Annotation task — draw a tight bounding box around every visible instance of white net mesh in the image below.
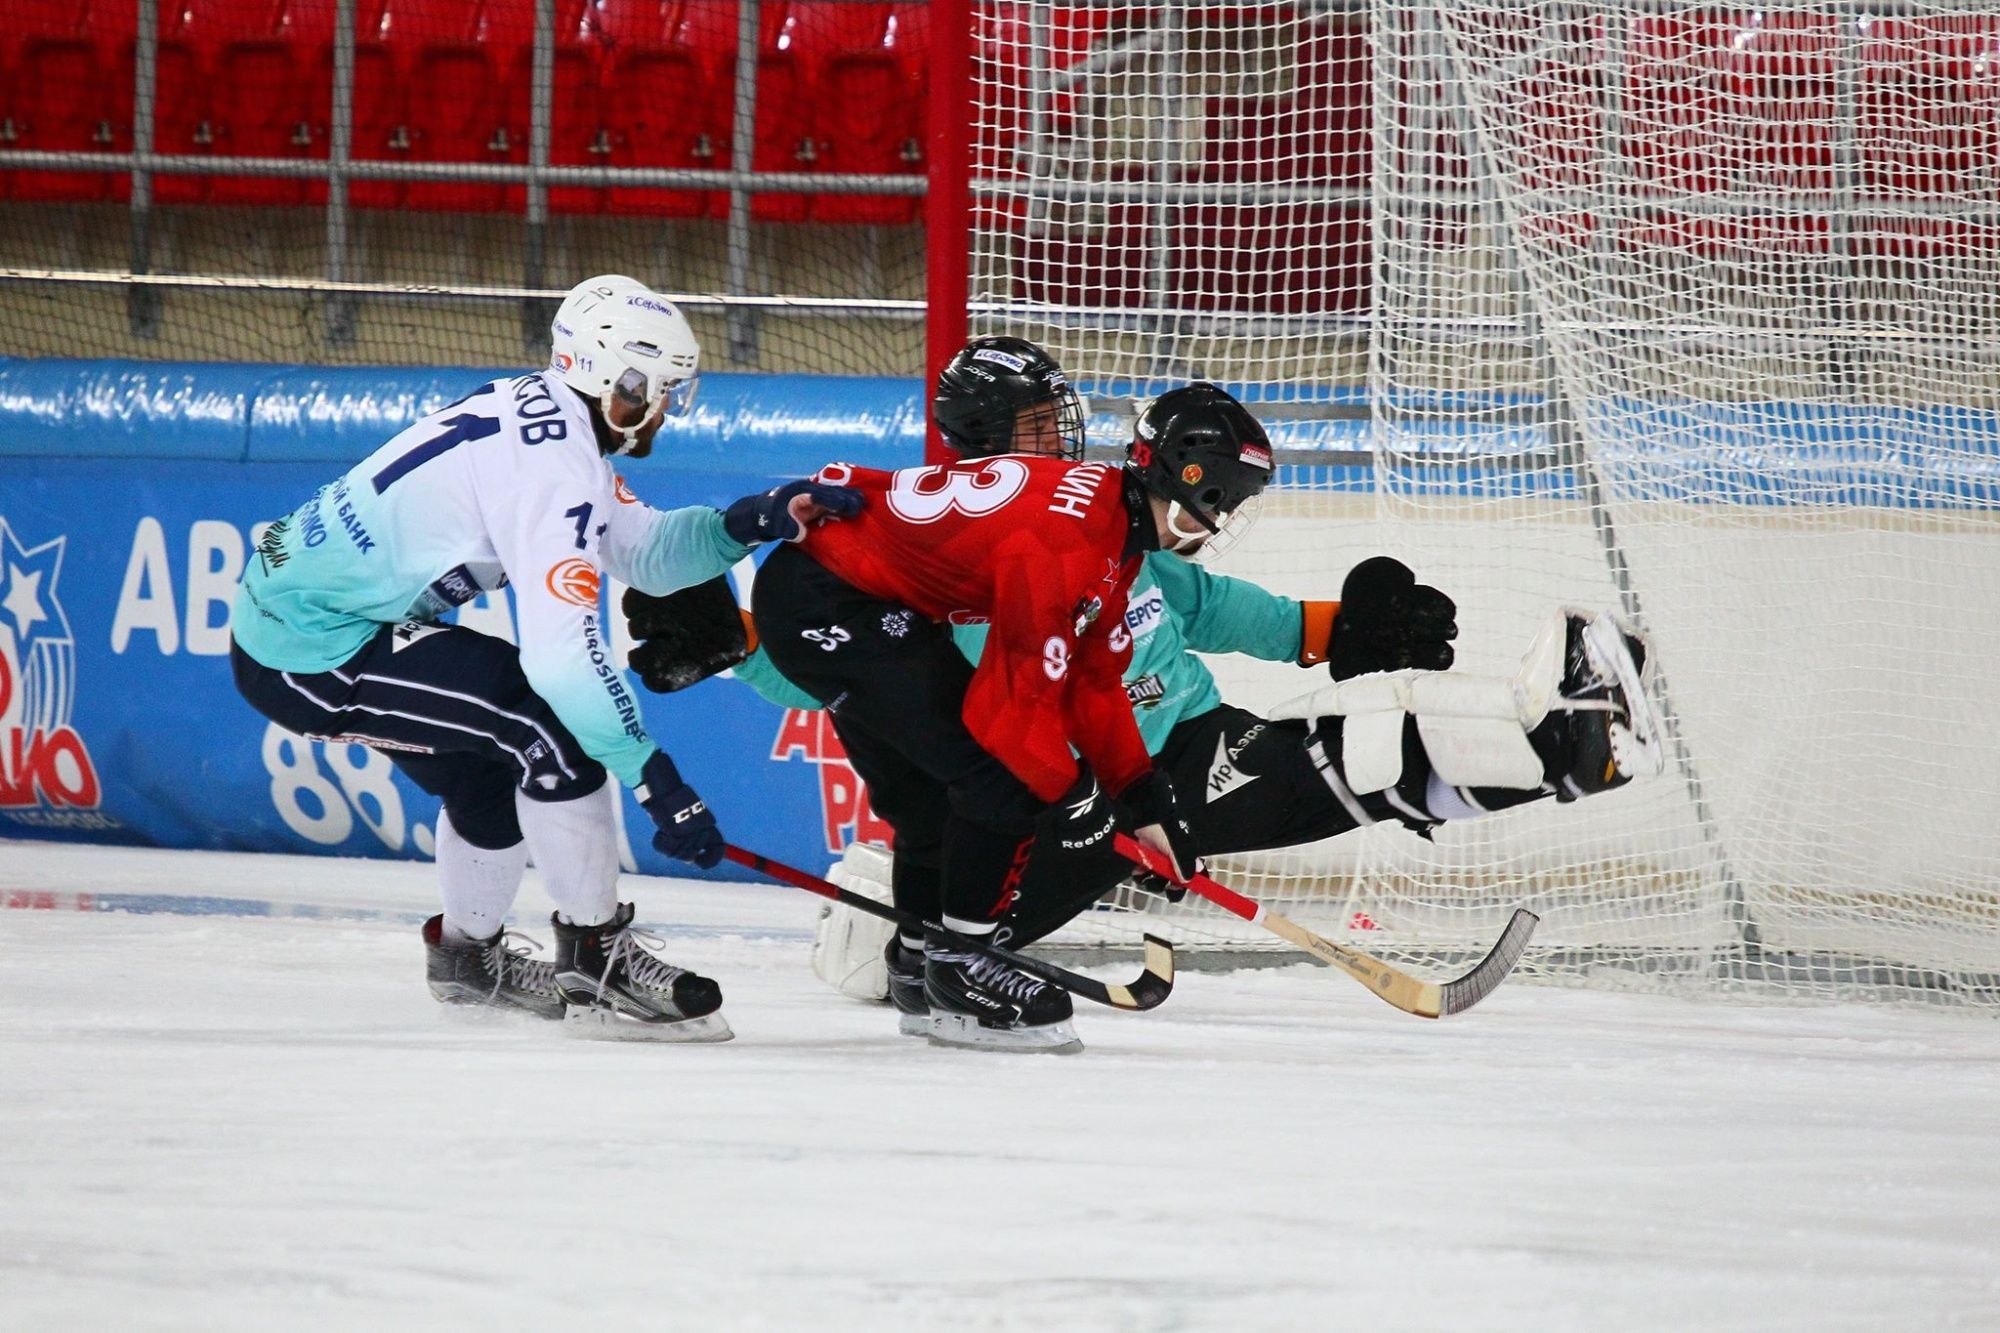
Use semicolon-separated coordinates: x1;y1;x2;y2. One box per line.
971;0;2000;1007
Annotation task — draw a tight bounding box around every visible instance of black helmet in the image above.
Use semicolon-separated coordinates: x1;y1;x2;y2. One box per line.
1125;383;1274;548
933;336;1087;460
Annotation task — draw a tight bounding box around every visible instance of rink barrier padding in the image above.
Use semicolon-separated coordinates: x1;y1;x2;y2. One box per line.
0;358;923;881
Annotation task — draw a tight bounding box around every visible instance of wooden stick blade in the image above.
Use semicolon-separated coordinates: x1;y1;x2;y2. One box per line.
1100;934;1177;1011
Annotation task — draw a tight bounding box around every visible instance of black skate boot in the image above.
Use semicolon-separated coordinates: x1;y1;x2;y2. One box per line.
922;929;1081;1054
550;902;733;1042
422;915;566;1020
1530;611;1666;801
884;934;929;1038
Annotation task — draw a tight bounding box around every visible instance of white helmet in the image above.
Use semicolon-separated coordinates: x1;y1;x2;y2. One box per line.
549;274;701;454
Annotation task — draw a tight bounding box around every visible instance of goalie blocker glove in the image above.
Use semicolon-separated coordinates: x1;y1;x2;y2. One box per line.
1327;555;1458;680
636;749;725;868
624;577;753;693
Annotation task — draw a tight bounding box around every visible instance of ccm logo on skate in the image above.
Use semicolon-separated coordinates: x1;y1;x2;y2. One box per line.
546;558;602;607
1042;636;1069;681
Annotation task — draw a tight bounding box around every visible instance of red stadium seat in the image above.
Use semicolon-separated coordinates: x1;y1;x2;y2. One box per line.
604;0;737;219
207;0;337;207
8;0;126;202
750;1;832;222
809;3;926;224
1010;203;1155;309
402;0;515;211
1862;17;2000;198
349;0;413;209
146;1;220;205
499;0;612;215
1176;202;1370;316
1626;11;1840;195
970;4;1112;181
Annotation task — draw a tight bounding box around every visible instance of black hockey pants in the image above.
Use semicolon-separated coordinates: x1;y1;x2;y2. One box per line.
751;543;1048;929
231;621;606;851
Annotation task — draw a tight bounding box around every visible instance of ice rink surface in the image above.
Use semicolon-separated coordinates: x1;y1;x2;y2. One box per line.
2;840;1996;1332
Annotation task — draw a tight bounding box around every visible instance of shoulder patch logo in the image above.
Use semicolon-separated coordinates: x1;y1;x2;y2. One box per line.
613;475;640;505
546;558;602;608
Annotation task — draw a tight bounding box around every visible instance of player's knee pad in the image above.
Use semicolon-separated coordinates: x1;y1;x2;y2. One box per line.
811;841;898;1002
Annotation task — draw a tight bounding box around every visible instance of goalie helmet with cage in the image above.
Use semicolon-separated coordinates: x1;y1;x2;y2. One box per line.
1126;383;1274;555
549;274;701;456
932;336;1087;460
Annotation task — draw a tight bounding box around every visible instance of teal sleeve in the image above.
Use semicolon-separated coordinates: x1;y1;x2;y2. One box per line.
610;505;755;598
730;645;824;712
1147;552;1303;662
950;620;991;667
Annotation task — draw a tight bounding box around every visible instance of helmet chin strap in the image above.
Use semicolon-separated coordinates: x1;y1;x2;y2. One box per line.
600;387;654;456
1161;501;1215;554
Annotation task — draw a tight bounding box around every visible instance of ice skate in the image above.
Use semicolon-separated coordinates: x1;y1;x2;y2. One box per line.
422;915;566;1021
884;935;930;1037
551;902;734;1042
922;930;1081;1054
1534;611;1666;801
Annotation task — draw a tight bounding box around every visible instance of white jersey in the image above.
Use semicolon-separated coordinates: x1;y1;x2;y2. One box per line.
233;372;751;786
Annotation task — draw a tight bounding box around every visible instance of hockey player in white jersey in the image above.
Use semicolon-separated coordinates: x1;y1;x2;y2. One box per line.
230;275;862;1040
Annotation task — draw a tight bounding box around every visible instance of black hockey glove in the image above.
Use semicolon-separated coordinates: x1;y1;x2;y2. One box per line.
624;577;752;693
637;750;725;869
1327;555;1458;679
722;478;864;546
1115;766;1201;897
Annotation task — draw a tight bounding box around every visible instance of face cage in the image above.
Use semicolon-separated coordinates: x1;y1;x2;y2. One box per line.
1049;385;1087;462
987;384;1086;461
1191;490;1264;564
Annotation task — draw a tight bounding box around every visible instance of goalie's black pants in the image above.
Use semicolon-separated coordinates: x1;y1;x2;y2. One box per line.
751;544;1047;929
998;704;1369;945
230;622;606;852
1002;702;1555;946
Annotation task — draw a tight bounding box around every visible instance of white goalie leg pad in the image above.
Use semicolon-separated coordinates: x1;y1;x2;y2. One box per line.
811;841;898;1001
1412;610;1568;789
1268;611;1571;794
1332;673;1412;795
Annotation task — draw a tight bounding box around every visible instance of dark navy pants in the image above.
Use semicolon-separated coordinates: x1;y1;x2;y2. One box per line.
231;621;606;850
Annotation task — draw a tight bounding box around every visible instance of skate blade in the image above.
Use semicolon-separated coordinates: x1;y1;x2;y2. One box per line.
428;985;566;1023
926;1012;1083;1055
562;1005;735;1043
896;1011;931;1038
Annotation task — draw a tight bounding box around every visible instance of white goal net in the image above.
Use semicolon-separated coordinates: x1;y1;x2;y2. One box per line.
968;0;2000;1007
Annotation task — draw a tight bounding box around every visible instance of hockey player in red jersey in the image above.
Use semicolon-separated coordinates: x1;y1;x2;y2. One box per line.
751;384;1275;1051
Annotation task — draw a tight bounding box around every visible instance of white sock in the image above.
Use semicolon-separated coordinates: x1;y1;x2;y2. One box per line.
1424;772;1492;823
515;780;621;927
436;812;529;942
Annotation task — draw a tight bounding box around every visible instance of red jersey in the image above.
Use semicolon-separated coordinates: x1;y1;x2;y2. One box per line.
800;456;1151;802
